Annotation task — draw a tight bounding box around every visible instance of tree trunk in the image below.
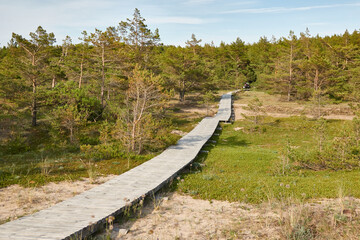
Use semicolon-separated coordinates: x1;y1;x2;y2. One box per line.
314;68;319;91
31;80;37;127
79;60;83;88
31;55;37;127
131;122;136;152
52;76;56;88
101;44;105;108
137;135;142;154
288;44;293;101
69;126;74;143
317;91;321;118
179;90;185;102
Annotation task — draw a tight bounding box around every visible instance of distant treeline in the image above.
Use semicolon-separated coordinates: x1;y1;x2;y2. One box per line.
249;29;360;102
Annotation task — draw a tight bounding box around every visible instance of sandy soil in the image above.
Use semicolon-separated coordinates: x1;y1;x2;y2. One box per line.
96;192;360;240
234;91;355;121
97;192;281;240
234;103;355;121
0;175;115;223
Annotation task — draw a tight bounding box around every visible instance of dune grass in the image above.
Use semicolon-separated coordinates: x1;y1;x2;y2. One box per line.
177;116;360;203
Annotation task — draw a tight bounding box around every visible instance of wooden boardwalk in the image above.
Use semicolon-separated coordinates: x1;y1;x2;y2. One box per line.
0;92;235;240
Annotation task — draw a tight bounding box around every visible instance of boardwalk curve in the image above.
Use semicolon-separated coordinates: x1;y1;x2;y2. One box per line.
0;91;235;240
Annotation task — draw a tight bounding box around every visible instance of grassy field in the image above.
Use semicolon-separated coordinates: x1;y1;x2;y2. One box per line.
177;116;360;203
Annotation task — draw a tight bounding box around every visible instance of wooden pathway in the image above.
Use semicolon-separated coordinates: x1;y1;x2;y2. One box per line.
0;91;235;240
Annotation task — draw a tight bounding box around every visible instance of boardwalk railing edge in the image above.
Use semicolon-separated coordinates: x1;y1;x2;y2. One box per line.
0;90;238;240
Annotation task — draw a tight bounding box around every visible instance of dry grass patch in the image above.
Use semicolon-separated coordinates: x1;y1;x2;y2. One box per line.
94;192;360;240
0;175;115;224
235;91;354;119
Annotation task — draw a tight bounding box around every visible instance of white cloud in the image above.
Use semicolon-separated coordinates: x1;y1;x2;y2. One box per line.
148;17;215;24
222;3;360;14
0;0;129;45
227;1;258;6
304;22;329;26
184;0;216;5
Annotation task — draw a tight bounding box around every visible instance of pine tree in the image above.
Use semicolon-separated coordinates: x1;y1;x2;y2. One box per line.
185;33;202;56
118;8;160;67
11;26;56;126
160;46;206;102
115;66;164;154
83;27;119;109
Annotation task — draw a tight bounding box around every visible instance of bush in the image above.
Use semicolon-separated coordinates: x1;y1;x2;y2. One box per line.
79;135;100;145
292;134;360;170
1;135;30;155
284;117;360;171
80;143;125;161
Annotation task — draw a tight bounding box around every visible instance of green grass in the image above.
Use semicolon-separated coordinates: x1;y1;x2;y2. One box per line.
0;151;153;188
177;116;360;203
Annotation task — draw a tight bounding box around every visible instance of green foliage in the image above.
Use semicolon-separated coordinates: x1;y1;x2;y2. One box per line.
114;66;166;154
287;118;360;170
80;143;125;160
1;135;30;155
47;81;102;144
241;97;266;124
160;45;208;102
118;8;160;68
248;29;360;102
199;90;216;116
290;223;315;240
145;119;179;152
177;117;360;203
49;104;86;144
48;81;103;121
11;26;57;126
118;8;160;48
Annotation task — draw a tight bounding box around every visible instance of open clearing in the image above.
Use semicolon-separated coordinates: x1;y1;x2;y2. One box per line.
234;91;355;121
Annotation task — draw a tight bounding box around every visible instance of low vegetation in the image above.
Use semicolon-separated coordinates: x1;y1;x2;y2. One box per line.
0;94;208;188
178;115;360;203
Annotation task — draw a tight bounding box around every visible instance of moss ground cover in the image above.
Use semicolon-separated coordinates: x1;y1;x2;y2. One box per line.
177;116;360;203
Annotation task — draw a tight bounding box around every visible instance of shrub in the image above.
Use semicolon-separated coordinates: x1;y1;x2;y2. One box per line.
287;118;360;171
292;133;360;170
80;143;125;161
1;135;30;155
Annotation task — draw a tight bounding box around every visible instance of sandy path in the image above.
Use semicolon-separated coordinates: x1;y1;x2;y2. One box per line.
0;175;115;223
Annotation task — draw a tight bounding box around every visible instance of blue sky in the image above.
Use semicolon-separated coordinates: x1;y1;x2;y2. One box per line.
0;0;360;46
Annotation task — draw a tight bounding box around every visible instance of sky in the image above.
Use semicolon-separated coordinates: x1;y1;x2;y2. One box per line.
0;0;360;46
